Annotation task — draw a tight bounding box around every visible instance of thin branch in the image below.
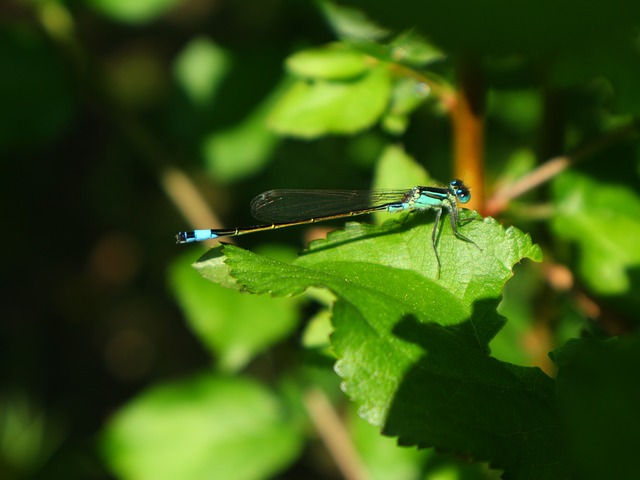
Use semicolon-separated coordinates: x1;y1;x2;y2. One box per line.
115;114;225;247
451;58;485;211
485;121;640;217
389;58;485;209
160;167;224;247
304;388;368;480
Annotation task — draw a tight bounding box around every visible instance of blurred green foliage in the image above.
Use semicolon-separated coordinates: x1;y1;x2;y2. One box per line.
2;0;640;479
102;375;305;480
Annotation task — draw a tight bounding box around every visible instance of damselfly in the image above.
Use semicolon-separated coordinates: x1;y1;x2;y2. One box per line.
176;179;479;273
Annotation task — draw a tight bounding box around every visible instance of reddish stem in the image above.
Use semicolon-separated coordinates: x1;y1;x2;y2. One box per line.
451;58;486;212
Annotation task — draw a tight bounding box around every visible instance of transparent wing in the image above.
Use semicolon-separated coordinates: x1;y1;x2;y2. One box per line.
249;189;411;223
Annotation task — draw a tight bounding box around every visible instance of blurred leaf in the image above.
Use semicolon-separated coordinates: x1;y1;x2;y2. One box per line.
381;77;430;135
553;335;640;479
195;206;551;476
318;0;389;41
169;250;299;372
373;144;431;190
380;114;407;136
0;27;74;152
552;171;640;295
286;44;370;80
268;65;391;138
0;393;64;475
488;90;542;135
493;262;544;366
88;0;182;23
350;403;501;480
300;309;333;351
174;37;231;106
274;34;438;139
493;148;537;189
387;30;445;67
201;82;284;182
348;406;430;480
371;144;430;224
102;375;304;480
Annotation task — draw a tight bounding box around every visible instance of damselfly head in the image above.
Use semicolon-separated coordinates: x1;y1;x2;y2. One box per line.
450;179;471;204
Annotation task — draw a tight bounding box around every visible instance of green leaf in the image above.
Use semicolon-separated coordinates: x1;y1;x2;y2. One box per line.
493;262;545;366
318;1;389;41
0;393;63;475
371;145;430;223
286;44;370;80
372;144;431;191
349;403;500;479
169;250;299;372
201;82;283;182
552;171;640;295
553;335;640;479
381;77;430;135
494;148;538;187
348;405;431;480
301;308;333;351
267;65;391;138
174;37;230;107
196;213;551;477
88;0;181;23
102;375;304;480
489;91;542;136
387;30;445;67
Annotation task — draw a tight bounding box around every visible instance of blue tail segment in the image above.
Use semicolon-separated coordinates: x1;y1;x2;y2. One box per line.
176;230;217;243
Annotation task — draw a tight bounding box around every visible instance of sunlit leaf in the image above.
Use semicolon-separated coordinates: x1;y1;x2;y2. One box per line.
371;145;431;223
286;44;369;80
552;171;640;295
372;144;431;191
318;1;389;41
102;375;304;480
268;65;391;138
88;0;181;23
169;250;299;372
195;207;551;477
174;37;230;106
201;82;284;182
348;405;430;480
